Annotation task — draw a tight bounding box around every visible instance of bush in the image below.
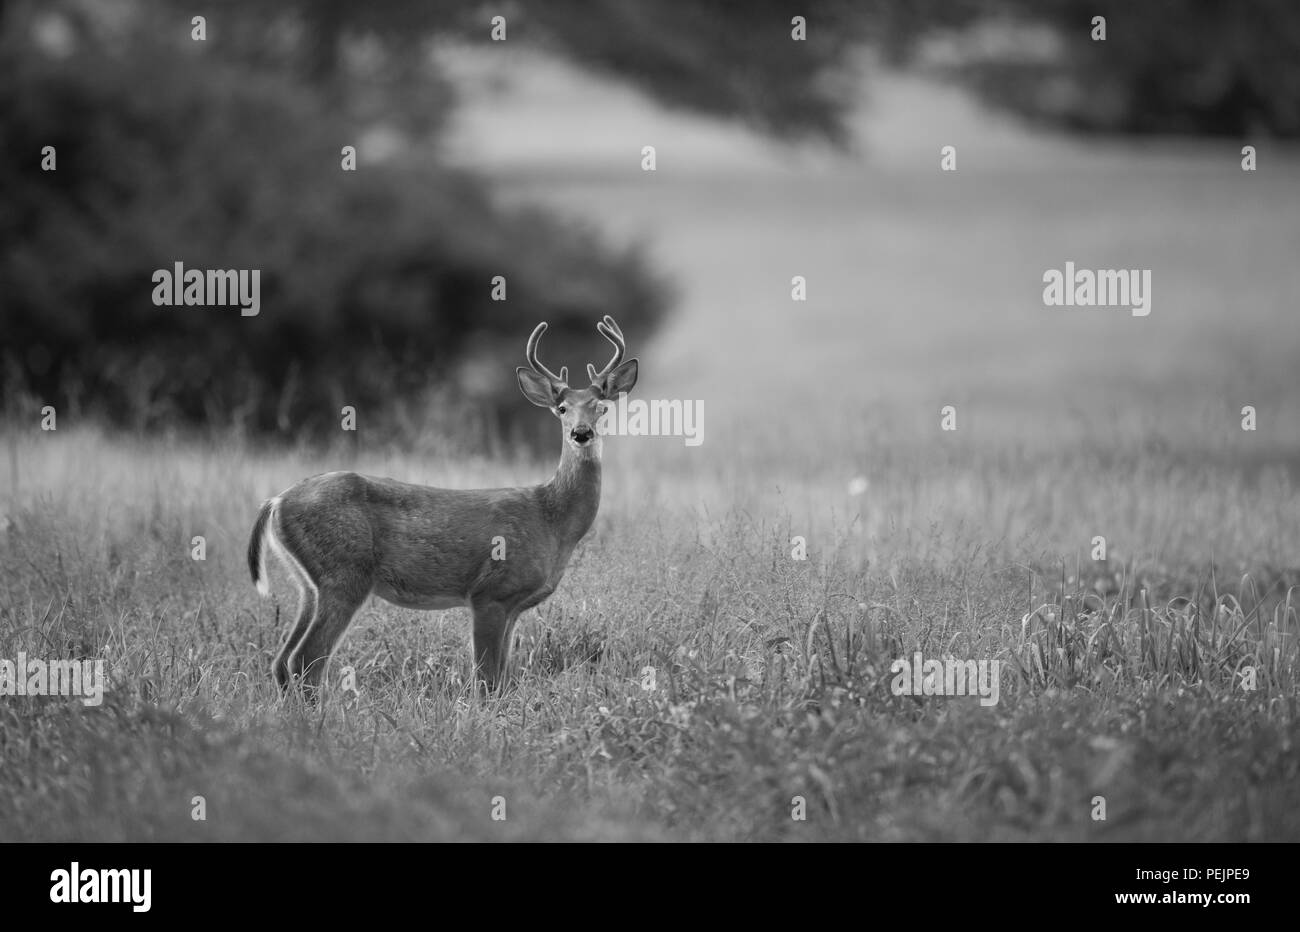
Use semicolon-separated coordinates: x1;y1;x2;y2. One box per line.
0;12;667;445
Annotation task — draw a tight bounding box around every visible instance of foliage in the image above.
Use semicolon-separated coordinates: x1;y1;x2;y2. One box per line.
886;0;1300;136
0;2;667;441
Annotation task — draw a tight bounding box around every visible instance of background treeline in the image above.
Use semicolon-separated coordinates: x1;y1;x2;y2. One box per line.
886;0;1300;137
2;0;1296;447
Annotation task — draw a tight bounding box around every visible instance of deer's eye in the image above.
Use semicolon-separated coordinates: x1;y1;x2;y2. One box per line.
557;404;567;414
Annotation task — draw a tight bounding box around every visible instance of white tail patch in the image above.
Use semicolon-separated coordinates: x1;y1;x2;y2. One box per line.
261;497;317;606
254;496;283;597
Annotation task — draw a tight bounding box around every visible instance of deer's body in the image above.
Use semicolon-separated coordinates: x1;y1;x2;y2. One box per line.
248;317;636;695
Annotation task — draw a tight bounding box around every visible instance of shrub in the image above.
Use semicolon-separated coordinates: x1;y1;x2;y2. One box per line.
0;12;667;445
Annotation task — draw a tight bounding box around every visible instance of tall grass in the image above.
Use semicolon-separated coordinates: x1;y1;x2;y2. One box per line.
1;423;1297;841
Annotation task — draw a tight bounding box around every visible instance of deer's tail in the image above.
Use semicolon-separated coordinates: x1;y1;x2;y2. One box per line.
247;497;277;597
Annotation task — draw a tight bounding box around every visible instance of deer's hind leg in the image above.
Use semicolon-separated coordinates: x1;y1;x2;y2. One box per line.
273;584;317;692
267;525;320;692
288;575;372;695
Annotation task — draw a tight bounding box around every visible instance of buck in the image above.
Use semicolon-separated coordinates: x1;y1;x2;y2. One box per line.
247;316;638;695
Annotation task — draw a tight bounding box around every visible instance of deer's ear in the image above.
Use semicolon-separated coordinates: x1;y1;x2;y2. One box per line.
517;367;558;407
598;358;638;399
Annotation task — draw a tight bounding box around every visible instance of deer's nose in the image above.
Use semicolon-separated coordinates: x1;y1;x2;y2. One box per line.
571;426;594;444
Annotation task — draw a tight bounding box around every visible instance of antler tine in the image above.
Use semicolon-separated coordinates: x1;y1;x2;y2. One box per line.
525;322;567;385
599;314;624;341
586;315;626;384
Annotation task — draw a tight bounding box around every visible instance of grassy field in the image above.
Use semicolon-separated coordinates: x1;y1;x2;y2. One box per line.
1;422;1297;841
2;72;1299;841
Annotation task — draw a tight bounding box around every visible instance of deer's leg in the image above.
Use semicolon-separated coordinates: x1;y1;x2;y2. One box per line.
471;600;507;693
471;598;523;694
288;578;370;695
273;585;317;691
500;610;526;679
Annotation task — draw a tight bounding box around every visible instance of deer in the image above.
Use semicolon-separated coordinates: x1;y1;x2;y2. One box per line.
246;315;638;697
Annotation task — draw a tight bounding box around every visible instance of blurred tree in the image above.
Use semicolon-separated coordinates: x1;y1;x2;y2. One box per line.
226;0;1300;139
215;0;876;144
880;0;1300;136
0;0;876;445
3;0;1294;447
0;1;668;444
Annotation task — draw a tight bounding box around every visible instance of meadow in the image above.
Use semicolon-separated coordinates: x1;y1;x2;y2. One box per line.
2;73;1299;841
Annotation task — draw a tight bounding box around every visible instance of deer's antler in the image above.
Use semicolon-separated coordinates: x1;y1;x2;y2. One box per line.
586;315;626;384
525;322;568;385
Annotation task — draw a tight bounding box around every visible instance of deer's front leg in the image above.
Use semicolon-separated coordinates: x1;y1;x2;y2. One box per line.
471;598;511;693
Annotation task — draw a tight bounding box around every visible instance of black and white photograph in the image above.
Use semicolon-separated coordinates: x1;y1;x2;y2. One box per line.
0;0;1296;891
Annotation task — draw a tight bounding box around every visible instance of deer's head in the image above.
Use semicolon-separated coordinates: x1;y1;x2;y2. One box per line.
516;315;639;454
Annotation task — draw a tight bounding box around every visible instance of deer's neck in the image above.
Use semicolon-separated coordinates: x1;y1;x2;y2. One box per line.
540;442;602;546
